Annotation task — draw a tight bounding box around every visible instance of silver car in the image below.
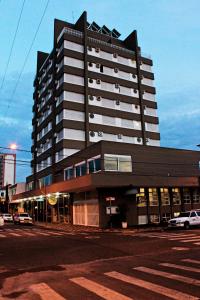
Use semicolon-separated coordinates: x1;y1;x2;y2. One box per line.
1;213;13;223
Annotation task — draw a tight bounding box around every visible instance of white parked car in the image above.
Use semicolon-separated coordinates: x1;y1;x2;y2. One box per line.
0;216;4;226
168;210;200;229
1;213;13;223
13;213;33;225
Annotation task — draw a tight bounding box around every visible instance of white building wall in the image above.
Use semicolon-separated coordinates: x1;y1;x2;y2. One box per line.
3;154;15;186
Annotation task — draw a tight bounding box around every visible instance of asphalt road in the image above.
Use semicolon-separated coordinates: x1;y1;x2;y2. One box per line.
0;223;199;299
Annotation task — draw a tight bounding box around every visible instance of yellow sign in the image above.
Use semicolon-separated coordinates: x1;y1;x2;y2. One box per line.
48;196;57;206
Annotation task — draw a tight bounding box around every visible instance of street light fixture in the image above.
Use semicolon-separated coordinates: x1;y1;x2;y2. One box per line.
9;143;17;150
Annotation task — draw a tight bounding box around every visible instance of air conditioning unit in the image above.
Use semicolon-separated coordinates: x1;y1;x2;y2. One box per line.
115;83;120;89
98;131;103;137
134;89;137;94
113;53;118;58
95;47;100;53
143;105;146;110
137;137;142;143
146;138;149;142
135;105;138;109
88;62;93;67
90;131;95;137
89;95;94;100
96;79;101;84
114;68;118;73
97;96;101;101
89;78;93;83
88;46;92;51
117;134;122;139
89;113;94;119
116;100;120;105
54;133;57;138
132;74;136;79
96;63;100;69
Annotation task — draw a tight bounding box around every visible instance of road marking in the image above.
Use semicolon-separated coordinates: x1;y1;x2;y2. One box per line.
8;232;21;237
134;266;200;286
30;283;66;300
45;231;64;236
182;259;200;265
34;231;51;236
0;234;6;238
105;271;198;300
84;235;100;239
180;238;200;243
169;235;197;240
194;242;200;245
70;276;132;300
172;247;189;251
160;263;200;273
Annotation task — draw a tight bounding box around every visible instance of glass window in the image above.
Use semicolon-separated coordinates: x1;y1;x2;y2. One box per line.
183;188;191;204
104;154;132;172
190;212;196;217
150;214;160;224
104;156;118;171
172;188;181;205
75;162;86;177
137;188;147;207
88;160;95;173
94;158;101;172
88;158;101;174
197;211;200;216
65;167;74;180
193;189;200;203
160;188;170;206
149;188;159;206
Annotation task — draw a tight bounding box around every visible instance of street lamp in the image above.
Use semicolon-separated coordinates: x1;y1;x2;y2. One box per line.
9;143;17;150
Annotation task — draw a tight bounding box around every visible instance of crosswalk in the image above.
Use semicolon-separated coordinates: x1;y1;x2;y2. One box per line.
138;231;200;247
0;228;75;239
2;257;198;300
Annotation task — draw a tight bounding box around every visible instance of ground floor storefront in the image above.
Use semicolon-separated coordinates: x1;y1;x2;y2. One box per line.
10;186;200;228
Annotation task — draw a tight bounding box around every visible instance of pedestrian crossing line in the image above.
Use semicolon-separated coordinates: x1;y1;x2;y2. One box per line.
194;242;200;245
160;263;200;273
70;276;132;300
172;247;190;251
0;234;6;238
33;231;50;236
105;271;199;300
45;231;64;236
12;229;36;237
180;238;200;243
134;266;200;286
8;232;21;237
30;283;66;300
169;235;198;240
182;259;200;265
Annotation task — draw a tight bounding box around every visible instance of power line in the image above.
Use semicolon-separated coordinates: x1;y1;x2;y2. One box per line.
0;0;26;92
4;0;50;117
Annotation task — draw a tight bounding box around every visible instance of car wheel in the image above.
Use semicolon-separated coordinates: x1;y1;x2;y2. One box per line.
184;222;190;230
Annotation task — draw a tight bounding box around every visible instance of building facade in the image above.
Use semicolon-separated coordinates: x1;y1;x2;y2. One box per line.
29;11;159;191
11;12;200;227
0;153;16;188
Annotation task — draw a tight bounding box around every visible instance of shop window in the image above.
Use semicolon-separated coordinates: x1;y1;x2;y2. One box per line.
65;166;74;180
148;188;159;206
162;213;171;223
172;188;181;205
150;214;160;224
183;188;191;204
104;154;132;172
160;188;170;206
75;162;87;177
137;188;147;207
193;188;200;203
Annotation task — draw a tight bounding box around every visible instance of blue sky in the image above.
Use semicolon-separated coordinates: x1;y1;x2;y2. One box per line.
0;0;200;182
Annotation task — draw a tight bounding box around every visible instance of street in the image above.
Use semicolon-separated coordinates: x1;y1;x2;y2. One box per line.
0;224;200;299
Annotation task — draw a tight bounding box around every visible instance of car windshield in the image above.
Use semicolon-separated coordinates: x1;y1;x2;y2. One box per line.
177;212;190;218
4;214;11;217
19;214;29;217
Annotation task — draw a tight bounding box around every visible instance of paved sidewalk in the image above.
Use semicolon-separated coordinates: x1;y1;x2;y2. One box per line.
35;221;165;234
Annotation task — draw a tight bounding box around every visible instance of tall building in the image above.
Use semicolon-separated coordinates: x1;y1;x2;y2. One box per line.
0;153;16;188
28;11;159;190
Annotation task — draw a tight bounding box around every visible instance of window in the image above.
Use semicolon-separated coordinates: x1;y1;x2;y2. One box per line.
65;166;74;180
137;188;147;207
38;174;52;188
113;53;118;58
104;154;132;172
88;157;101;174
96;63;100;69
100;65;104;73
75;162;87;177
116;100;120;105
150;215;160;224
95;47;100;53
193;189;200;203
183;188;191;204
172;188;181;205
190;212;196;217
160;188;170;206
148;188;159;206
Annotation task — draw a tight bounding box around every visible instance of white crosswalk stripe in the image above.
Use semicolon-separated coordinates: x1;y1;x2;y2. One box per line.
160;263;200;273
0;234;6;238
8;232;21;237
182;259;200;265
180;238;200;243
70;276;133;300
134;266;200;286
105;271;199;300
30;283;66;300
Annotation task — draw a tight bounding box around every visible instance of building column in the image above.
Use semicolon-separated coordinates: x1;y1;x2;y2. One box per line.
169;188;173;218
157;187;162;224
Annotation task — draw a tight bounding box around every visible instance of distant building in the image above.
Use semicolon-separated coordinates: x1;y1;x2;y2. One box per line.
0;153;16;188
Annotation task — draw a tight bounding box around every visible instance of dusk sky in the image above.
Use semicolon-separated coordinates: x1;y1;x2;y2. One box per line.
0;0;199;182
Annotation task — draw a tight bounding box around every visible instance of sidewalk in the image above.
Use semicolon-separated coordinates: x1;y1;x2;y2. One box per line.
35;221;165;234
